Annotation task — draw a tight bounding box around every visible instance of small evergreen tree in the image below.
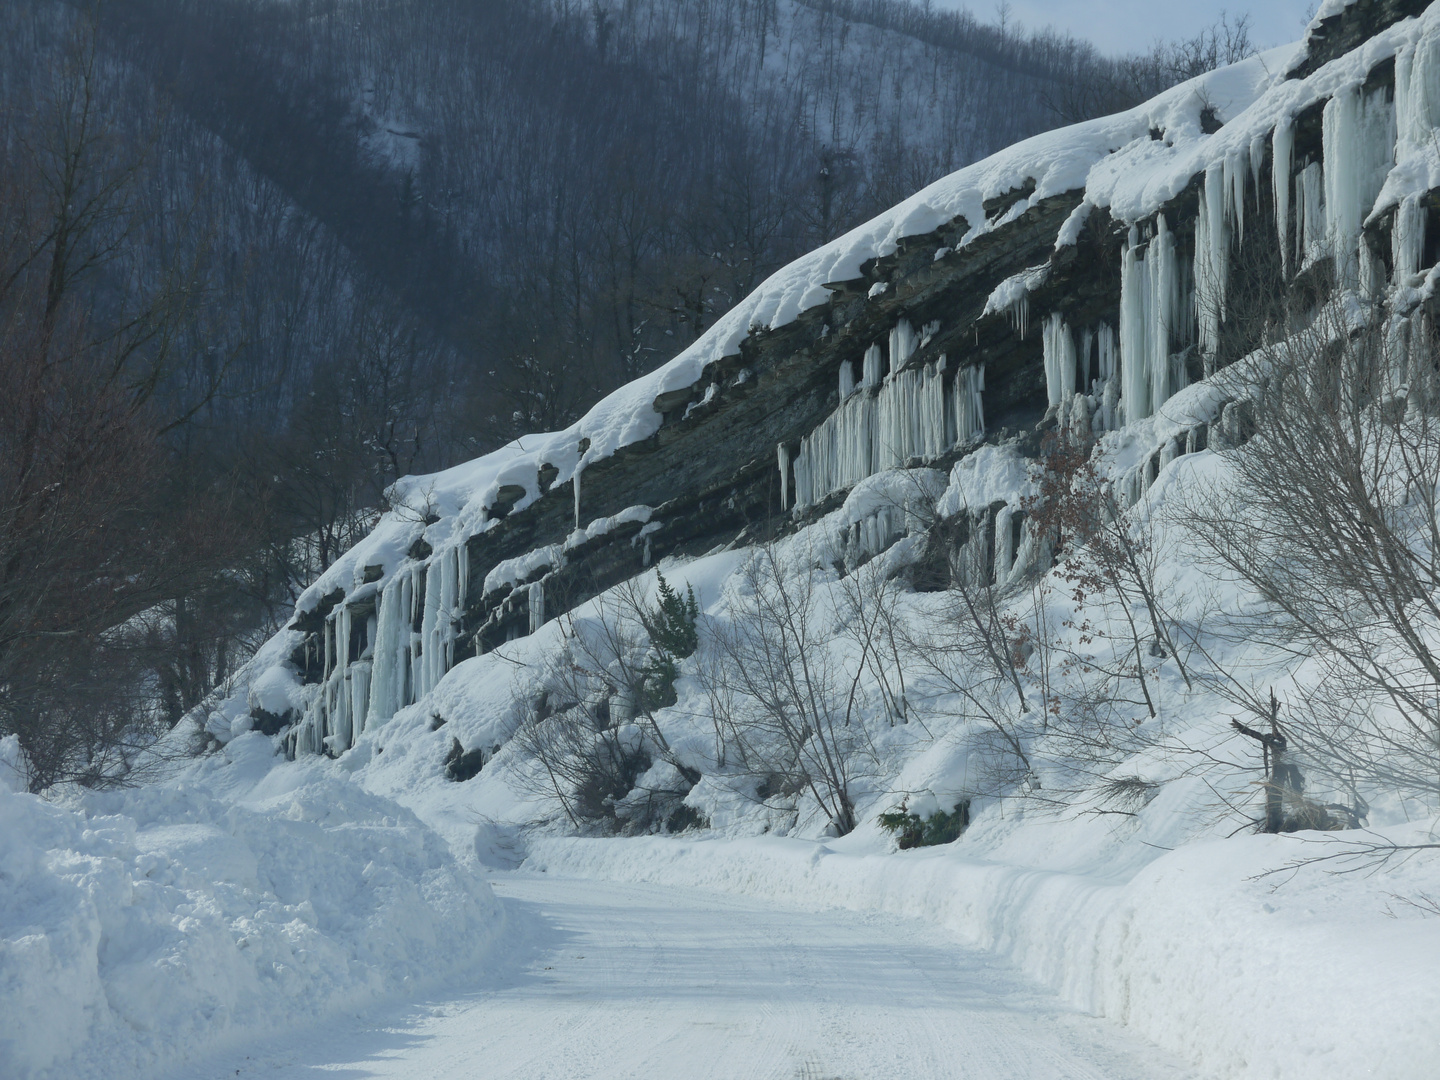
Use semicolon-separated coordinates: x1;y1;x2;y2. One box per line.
639;573;700;711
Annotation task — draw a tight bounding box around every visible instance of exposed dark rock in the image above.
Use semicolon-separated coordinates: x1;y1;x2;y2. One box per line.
1287;0;1431;80
251;708;294;737
442;736;486;782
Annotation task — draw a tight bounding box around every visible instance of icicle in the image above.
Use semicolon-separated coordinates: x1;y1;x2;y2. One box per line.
1009;294;1030;340
1397;28;1440;165
889;319;917;375
777;443;790;510
1148;215;1182;416
793;384;877;509
923;358;947;459
1195;165;1228;361
333;606;351;752
351;662;371;739
1042;313;1077;409
1298;162;1325;267
366;575;403;730
1394;193;1426;283
953;363;985;446
862;344;883;387
1095;323;1118;432
401;569;416;707
1323;85;1395;289
793;442;812;509
1122;217;1185;423
1273;120;1294;277
1249;136;1266;214
528;581;545;635
994;505;1015;586
1069;393;1091;441
1224;152;1246;250
838;360;855;398
1120;229;1147;420
416;555;446;700
572;464;583;529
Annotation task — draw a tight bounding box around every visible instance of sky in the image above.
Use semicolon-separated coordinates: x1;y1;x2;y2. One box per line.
936;1;1320;57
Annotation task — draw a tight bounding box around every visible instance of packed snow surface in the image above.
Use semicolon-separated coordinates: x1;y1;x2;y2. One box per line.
195;874;1191;1080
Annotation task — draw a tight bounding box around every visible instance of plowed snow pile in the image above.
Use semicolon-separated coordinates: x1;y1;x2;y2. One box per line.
0;733;503;1079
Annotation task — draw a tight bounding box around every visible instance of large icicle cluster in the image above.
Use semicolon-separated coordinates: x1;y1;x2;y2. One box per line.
1120;216;1190;423
1323;85;1395;289
791;320;986;509
1042;316;1119;437
295;544;469;756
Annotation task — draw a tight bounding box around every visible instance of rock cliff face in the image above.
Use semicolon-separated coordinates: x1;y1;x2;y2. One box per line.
235;1;1440;758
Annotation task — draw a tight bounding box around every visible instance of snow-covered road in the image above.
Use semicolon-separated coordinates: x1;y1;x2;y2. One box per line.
207;874;1191;1080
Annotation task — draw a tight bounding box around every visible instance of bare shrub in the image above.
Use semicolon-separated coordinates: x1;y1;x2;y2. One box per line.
1184;303;1440;810
700;545;876;835
511;573;703;833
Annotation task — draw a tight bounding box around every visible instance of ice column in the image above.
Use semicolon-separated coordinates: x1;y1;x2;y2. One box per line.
1042;314;1077;409
1322;85;1395;289
793;353;979;508
332;604;351;751
889;319;918;375
1096;322;1118;431
1195;165;1229;360
862;344;883;387
953;363;985;445
793;386;877;508
1122;217;1185;423
1394;193;1426;282
994;505;1016;586
777;443;791;510
877;359;948;469
1396;27;1440;164
528;581;545;635
838;360;855;398
367;574;405;729
1273;120;1294;276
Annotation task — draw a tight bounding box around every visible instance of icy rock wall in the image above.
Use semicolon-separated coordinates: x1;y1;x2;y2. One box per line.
295;544;468;757
792;319;987;509
263;2;1440;758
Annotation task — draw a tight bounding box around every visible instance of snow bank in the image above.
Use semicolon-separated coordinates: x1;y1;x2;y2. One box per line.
0;733;504;1080
525;829;1440;1080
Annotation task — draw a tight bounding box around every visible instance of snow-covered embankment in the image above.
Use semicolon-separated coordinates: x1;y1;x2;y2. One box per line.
526;829;1440;1080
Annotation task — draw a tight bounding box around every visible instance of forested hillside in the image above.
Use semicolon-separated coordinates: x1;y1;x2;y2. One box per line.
0;0;1244;784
